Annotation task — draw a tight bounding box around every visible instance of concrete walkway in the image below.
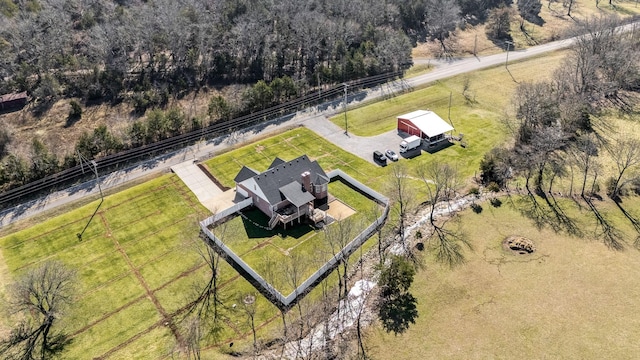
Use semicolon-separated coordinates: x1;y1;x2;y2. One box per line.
170;161;222;205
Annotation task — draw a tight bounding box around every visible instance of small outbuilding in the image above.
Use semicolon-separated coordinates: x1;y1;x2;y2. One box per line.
0;92;27;111
397;110;454;145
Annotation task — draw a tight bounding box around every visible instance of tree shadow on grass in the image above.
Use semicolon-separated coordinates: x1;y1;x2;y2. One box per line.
512;190;582;237
488;36;514;51
582;195;625;251
46;333;73;358
613;198;640;248
543;192;582;237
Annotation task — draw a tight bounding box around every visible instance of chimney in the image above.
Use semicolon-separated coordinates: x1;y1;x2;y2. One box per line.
301;171;312;194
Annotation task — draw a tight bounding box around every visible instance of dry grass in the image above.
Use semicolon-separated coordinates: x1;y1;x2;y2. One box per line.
412;0;640;59
0;86;233;160
367;195;640;359
2;99;131;159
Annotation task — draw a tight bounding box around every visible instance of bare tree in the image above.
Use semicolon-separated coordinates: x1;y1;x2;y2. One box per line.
569;133;600;198
324;216;356;300
486;6;514;42
517;0;542;30
416;161;471;267
181;219;232;348
561;15;640;109
313;259;336;360
425;0;461;56
569;133;624;249
366;202;388;264
352;280;374;360
239;293;258;356
284;252;308;359
563;0;575;16
1;260;76;360
606;138;640;199
178;316;202;360
386;163;416;251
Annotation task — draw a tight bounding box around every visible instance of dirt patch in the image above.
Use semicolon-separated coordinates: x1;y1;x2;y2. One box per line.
326;199;356;221
502;235;536;255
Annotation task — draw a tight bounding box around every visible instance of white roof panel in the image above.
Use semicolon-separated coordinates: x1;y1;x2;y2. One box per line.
399;110;453;137
398;110;430;120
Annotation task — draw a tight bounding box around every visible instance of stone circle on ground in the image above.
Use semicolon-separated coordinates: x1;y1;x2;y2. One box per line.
503;235;536;255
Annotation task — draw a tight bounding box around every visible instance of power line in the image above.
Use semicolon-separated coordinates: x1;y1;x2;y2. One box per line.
0;70;404;207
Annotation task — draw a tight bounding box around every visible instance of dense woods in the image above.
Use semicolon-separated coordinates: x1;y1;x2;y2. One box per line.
0;0;418;103
0;0;523;104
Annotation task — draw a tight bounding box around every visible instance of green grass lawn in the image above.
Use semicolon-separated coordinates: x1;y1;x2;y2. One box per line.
330;50;568;138
205;127;389;193
0;131;394;359
0;45;617;358
0;175;291;359
212;179;380;295
367;194;640;359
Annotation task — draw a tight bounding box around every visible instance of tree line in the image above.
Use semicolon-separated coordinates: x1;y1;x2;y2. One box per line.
0;0;526;104
480;15;640;247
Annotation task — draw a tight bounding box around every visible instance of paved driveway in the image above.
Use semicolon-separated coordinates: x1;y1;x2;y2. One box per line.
304;115;415;165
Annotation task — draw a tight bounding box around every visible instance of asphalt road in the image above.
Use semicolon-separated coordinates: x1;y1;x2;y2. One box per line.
2;23;636;228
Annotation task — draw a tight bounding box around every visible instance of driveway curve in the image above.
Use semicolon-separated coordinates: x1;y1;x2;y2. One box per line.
303;115;403;165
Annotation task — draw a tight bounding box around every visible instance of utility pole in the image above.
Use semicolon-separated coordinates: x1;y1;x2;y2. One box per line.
505;41;514;69
76;151;104;240
343;83;348;136
473;34;477;56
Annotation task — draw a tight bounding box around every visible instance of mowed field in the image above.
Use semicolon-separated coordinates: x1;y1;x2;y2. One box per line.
331;50;568;138
0;161;294;359
0;127;408;359
0;176;250;359
204;127;389;191
368;194;640;359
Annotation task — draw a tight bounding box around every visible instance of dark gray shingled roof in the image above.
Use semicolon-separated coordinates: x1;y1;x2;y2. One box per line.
233;165;259;183
268;157;286;169
278;181;315;207
315;173;329;185
242;155;328;206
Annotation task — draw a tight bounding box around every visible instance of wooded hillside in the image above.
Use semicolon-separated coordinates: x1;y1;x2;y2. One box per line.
0;0;518;103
